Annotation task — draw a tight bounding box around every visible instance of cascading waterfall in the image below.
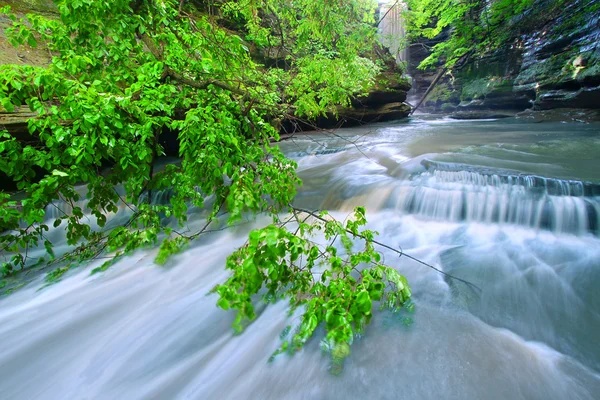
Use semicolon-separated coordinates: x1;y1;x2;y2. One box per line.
389;161;600;235
378;1;409;64
297;154;600;235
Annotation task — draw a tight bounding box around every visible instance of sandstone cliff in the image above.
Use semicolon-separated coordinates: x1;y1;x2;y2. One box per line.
409;0;600;119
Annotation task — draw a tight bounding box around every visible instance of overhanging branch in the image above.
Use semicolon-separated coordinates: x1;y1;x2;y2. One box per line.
139;33;244;96
291;205;483;293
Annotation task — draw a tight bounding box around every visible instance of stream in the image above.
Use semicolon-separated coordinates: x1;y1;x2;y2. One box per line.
1;115;600;399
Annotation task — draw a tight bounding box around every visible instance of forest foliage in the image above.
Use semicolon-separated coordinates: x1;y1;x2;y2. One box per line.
0;0;411;362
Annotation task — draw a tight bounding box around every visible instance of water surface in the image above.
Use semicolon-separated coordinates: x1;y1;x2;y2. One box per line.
1;116;600;399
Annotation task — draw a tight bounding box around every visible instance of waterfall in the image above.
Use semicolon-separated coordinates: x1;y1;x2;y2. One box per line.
389;161;600;235
378;1;409;64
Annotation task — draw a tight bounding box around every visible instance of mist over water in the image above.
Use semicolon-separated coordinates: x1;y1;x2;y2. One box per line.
2;116;600;399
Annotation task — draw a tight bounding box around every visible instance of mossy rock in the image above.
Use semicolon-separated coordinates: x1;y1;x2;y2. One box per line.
424;81;458;106
574;52;600;86
352;71;411;107
460;77;512;101
440;103;457;113
515;50;580;90
372;71;411;92
1;0;57;14
310;102;411;129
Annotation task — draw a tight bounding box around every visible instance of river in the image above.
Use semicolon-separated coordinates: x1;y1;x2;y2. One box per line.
1;115;600;399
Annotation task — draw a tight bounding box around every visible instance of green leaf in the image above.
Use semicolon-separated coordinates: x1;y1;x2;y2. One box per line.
1;98;14;113
52;170;69;177
27;35;37;48
356;290;372;313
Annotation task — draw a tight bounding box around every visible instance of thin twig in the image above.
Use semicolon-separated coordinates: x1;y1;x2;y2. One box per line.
291;206;482;293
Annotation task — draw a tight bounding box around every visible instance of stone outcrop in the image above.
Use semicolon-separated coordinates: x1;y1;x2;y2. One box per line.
314;102;411;129
335;70;411;127
0;107;38;140
282;50;412;132
406;29;451;105
515;108;600;123
409;0;600;117
351;72;410;107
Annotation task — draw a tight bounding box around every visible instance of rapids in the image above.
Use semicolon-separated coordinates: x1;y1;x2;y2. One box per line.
1;115;600;399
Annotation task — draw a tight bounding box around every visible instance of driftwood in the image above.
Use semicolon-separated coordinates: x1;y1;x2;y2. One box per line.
409;67;447;115
409;51;473;115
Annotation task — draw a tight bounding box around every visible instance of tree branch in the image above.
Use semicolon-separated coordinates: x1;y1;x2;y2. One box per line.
139;33;245;96
290;206;482;293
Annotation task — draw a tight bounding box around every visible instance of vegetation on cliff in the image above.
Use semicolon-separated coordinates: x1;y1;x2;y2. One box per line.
405;0;587;70
404;0;600;114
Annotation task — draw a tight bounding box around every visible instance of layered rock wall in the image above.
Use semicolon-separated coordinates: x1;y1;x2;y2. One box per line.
410;0;600;117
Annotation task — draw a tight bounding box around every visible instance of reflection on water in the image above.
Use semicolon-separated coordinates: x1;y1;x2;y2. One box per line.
1;116;600;399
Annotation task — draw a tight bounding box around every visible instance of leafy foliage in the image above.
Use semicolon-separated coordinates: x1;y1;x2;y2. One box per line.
0;0;412;364
213;207;411;363
0;0;380;276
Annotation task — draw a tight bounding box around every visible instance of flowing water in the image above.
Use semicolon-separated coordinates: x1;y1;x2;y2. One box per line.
2;116;600;399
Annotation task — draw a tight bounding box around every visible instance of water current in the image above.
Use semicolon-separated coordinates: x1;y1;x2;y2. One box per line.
1;115;600;399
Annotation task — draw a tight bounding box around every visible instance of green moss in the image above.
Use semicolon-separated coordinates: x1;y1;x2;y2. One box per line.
425;82;458;105
549;1;600;40
460;60;511;81
0;0;57;14
373;72;411;92
460;77;510;101
577;63;600;82
440;102;457;112
574;52;600;83
515;51;577;87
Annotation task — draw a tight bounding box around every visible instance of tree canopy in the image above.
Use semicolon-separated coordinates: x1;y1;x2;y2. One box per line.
0;0;412;363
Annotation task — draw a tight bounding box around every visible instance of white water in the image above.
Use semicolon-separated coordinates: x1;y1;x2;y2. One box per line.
1;116;600;399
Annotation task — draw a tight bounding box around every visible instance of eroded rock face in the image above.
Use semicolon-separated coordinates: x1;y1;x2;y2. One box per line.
407;29;451;104
410;0;600;115
515;108;600;123
513;0;600;110
285;67;412;132
281;101;412;132
352;72;411;108
319;102;412;129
